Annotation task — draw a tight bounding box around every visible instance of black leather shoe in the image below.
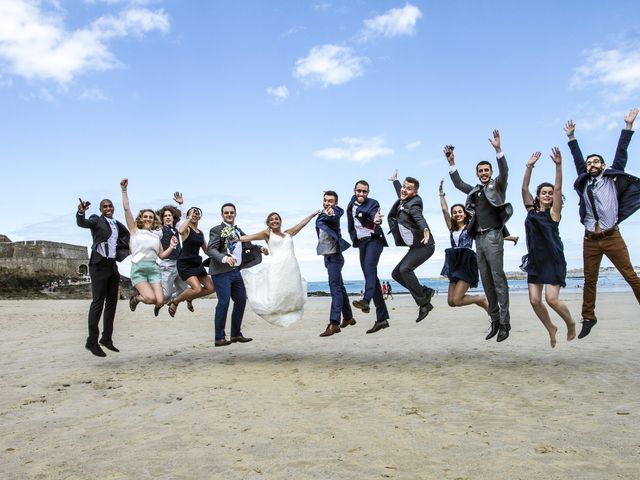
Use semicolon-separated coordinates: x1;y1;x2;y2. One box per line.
85;343;106;357
578;319;597;339
423;286;435;304
340;318;357;328
230;336;253;343
485;321;500;340
153;304;163;317
215;339;232;347
99;340;120;352
366;319;389;334
416;303;434;323
497;324;511;342
352;299;371;313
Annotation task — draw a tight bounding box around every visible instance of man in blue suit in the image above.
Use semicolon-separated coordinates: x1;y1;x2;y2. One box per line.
565;107;640;338
347;180;390;334
316;190;356;337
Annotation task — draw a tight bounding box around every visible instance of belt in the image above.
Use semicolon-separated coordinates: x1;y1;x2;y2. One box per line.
476;227;499;236
584;225;618;241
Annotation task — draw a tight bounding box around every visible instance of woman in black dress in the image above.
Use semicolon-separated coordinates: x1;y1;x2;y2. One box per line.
521;148;576;347
439;180;489;312
168;207;215;317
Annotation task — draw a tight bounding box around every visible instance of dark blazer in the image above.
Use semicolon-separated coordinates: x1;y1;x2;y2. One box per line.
388;180;434;248
76;212;130;264
569;129;640;225
449;153;513;237
315;205;351;253
346;196;389;248
206;223;261;275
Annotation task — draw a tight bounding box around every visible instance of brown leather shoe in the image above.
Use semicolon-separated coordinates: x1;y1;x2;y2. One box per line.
340;318;357;328
319;323;341;337
215;339;232;347
366;319;389;334
230;336;253;343
352;299;371;313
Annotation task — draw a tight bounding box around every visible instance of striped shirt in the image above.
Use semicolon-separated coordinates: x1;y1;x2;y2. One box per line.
582;174;618;232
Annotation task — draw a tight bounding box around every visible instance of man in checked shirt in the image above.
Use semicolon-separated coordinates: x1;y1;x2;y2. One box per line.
565;107;640;338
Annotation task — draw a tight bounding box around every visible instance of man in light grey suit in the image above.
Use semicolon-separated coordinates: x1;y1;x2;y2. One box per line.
445;130;513;342
206;203;267;347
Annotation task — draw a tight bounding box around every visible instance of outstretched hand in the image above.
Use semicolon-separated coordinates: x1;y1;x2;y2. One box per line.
550;147;562;165
443;145;455;165
488;130;501;152
527;151;541;167
77;197;90;214
564;120;575;138
173;192;183;205
389;169;398;182
625;108;639;128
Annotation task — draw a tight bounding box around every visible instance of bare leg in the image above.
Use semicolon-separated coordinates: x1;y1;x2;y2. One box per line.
544;284;576;342
174;275;215;304
134;281;161;306
448;281;489;311
528;283;557;348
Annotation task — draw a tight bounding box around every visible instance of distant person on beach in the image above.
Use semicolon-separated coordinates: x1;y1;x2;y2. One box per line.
438;179;489;314
446;130;513;342
381;281;387;299
76;193;130;357
565;107;640;338
387;170;436;322
167;206;216;318
347;180;390;334
121;179;182;315
521;149;576;347
386;281;393;299
314;191;356;337
154;193;193;317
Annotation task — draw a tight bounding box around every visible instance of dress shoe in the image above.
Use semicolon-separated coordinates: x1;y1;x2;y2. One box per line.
214;339;232;347
578;319;597;339
129;294;139;312
153;304;163;317
423;286;435;304
416;303;434;323
85;343;106;357
340;318;357;328
352;299;371;313
320;323;341;337
496;324;511;342
485;321;500;340
230;336;253;343
99;340;120;352
366;319;389;334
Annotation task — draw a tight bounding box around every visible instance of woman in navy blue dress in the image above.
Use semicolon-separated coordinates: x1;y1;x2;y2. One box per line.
521;148;576;347
439;180;489;313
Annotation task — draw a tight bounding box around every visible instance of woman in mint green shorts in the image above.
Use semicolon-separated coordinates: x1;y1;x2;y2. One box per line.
121;179;179;313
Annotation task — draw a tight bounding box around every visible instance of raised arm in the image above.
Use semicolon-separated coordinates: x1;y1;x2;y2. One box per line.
611;108;638;171
389;169;401;198
565;120;586;175
439;179;452;231
550;147;563;221
522;152;540;210
76;198;97;228
286;210;321;237
445;144;474;194
239;229;270;242
490;130;509;189
120;179;136;231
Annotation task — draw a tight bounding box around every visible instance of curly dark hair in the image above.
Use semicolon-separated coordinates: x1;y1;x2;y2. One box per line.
156;205;182;227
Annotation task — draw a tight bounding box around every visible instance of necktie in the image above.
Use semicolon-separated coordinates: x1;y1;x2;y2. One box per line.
586;179;599;223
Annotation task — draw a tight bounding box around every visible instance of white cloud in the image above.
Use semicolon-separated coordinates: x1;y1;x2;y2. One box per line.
359;4;422;42
312;2;332;12
406;140;422;151
282;25;305;37
266;85;289;100
78;88;109;101
314;136;393;163
294;44;368;87
0;1;170;85
571;45;640;100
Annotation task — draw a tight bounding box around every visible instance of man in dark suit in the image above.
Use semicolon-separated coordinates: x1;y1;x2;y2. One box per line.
387;172;435;322
347;180;390;334
315;190;356;337
565;108;640;339
206;203;266;346
76;198;130;357
447;130;513;342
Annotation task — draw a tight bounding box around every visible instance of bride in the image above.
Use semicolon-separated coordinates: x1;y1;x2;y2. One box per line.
239;210;319;327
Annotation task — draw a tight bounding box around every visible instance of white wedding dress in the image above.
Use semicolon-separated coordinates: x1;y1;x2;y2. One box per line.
241;232;307;327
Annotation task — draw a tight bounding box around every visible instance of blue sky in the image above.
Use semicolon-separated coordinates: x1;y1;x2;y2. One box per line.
1;0;639;281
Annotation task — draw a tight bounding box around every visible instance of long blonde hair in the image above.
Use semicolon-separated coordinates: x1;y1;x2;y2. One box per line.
135;209;162;230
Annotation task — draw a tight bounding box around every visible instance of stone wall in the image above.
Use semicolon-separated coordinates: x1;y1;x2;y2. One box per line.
0;239;89;280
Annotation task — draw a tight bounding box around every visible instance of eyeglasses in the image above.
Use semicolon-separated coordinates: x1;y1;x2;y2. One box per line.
355;189;369;194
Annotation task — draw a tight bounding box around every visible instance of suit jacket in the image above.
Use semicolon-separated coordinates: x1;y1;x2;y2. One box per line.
449;153;513;238
346;195;389;248
76;212;130;265
206;223;261;275
315;205;351;253
569;129;640;226
388;180;434;248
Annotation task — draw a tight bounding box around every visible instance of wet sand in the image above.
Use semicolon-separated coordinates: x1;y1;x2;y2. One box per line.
1;293;638;479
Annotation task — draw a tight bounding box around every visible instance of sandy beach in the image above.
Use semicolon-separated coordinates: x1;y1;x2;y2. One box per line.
0;292;638;479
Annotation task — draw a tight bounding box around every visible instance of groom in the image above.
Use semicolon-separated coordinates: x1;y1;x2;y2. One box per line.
207;203;265;347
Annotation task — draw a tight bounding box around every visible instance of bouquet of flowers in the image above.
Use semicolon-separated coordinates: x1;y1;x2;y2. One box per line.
220;225;240;253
